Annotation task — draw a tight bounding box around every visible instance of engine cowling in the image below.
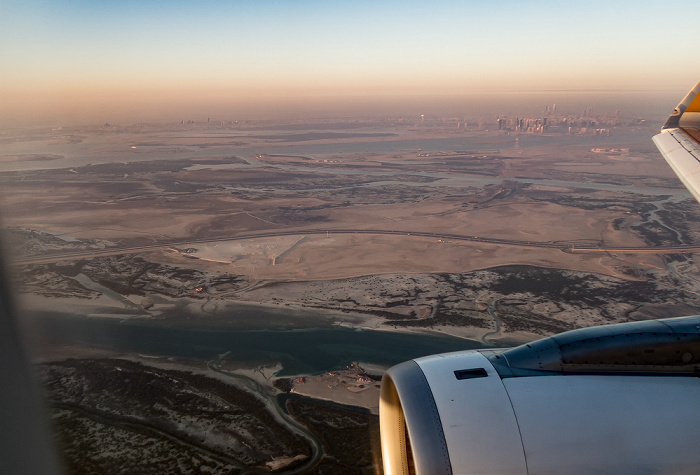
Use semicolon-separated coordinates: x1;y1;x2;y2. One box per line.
380;316;700;475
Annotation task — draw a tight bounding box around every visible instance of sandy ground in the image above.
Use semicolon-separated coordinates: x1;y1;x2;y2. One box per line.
290;366;383;414
155;232;662;284
6;122;700;412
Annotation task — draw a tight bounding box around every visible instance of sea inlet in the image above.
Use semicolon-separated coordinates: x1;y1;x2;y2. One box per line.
27;310;482;376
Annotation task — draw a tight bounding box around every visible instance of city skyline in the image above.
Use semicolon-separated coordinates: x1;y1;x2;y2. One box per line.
2;0;699;124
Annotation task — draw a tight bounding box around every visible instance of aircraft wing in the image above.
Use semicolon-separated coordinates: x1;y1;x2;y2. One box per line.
653;81;700;203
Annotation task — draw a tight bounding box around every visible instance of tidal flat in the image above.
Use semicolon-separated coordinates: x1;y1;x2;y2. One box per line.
4;117;700;473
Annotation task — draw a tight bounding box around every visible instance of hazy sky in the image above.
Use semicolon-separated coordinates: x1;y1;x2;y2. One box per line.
2;0;699;124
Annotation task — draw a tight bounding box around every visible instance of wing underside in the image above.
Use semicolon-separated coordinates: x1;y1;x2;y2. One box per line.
653;81;700;203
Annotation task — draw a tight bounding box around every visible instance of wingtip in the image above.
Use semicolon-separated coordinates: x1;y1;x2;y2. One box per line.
661;80;700;131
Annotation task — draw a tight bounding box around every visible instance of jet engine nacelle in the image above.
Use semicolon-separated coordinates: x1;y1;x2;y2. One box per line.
380;316;700;475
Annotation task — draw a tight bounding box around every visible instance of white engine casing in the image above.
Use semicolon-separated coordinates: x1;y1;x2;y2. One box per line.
380;317;700;475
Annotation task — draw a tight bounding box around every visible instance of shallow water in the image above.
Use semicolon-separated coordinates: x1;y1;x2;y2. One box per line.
29;311;482;376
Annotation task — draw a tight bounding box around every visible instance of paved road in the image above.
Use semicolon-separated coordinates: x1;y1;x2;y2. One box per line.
11;228;700;266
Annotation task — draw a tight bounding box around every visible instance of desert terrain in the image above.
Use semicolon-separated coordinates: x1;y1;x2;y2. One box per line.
3;115;700;473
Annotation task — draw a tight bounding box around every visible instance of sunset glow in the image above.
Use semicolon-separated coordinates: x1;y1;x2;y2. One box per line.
2;0;699;124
